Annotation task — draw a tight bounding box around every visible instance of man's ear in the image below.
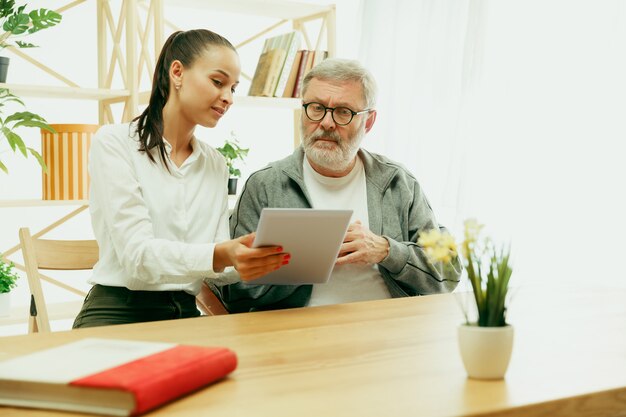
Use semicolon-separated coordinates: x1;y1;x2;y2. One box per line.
169;60;184;87
364;110;377;133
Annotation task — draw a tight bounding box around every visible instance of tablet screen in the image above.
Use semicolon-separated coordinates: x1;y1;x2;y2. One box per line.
250;208;353;285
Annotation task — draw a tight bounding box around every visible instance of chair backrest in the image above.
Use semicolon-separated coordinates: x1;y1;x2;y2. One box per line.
19;227;98;333
197;281;230;316
19;228;229;332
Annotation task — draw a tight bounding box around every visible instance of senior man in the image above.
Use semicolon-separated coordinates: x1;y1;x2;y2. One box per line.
212;58;462;312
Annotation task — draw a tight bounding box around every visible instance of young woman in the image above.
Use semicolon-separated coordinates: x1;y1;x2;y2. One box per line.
73;29;289;328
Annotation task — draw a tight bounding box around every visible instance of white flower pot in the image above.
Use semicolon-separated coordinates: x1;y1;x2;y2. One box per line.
0;292;10;317
457;323;514;380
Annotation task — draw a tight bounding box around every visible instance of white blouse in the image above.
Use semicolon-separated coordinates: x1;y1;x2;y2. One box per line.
87;123;230;295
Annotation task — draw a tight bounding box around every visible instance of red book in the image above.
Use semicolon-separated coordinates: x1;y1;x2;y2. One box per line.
0;338;237;416
291;50;310;98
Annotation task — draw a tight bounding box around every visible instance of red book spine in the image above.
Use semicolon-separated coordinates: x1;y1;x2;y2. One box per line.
70;345;237;415
292;50;310;98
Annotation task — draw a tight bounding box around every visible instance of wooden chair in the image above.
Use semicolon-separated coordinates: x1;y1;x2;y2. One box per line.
20;228;228;332
19;227;98;333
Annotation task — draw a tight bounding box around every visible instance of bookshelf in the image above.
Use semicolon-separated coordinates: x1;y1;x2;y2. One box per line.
1;0;335;193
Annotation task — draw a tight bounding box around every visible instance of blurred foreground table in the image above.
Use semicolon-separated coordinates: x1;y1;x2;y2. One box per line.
0;284;624;417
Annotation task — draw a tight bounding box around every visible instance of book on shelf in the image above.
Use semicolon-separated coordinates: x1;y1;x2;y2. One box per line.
272;31;301;97
312;50;329;68
281;50;304;97
0;338;238;416
291;50;310;99
248;48;287;97
291;50;328;98
248;31;301;97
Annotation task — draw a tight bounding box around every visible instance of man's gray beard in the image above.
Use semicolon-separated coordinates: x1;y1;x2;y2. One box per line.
301;124;364;172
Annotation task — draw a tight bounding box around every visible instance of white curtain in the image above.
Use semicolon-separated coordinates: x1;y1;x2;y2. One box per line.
359;0;626;287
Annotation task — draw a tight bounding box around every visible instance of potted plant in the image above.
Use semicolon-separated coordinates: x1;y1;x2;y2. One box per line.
0;2;62;82
0;256;20;316
0;88;54;173
418;219;514;379
0;2;61;173
216;131;249;195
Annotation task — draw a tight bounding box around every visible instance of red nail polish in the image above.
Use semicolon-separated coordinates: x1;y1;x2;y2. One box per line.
282;260;289;265
276;246;283;252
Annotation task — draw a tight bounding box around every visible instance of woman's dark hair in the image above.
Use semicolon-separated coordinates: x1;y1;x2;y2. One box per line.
133;29;235;168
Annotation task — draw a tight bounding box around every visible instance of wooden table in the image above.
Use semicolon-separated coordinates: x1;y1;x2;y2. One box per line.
0;285;625;417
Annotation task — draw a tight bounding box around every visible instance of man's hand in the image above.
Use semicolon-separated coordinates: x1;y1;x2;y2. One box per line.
214;233;290;281
335;221;389;266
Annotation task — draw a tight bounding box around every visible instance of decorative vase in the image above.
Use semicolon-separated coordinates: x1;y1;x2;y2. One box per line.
457;323;514;380
228;178;238;195
0;292;10;317
41;124;99;200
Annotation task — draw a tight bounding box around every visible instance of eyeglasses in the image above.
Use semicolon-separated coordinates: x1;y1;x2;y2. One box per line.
302;102;371;126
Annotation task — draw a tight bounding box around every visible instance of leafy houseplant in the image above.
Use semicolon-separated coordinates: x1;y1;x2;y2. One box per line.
418;219;513;327
0;88;54;173
0;2;62;173
418;219;514;379
0;2;62;80
0;256;19;293
460;219;513;327
0;256;19;316
216;132;249;195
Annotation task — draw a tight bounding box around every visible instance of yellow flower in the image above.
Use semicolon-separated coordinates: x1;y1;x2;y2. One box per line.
463;218;484;243
428;246;454;263
419;229;457;264
418;229;443;248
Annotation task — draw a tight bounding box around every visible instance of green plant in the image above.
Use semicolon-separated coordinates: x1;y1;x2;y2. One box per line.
0;1;62;49
418;219;513;327
0;256;19;293
0;1;62;173
0;88;53;173
216;132;249;178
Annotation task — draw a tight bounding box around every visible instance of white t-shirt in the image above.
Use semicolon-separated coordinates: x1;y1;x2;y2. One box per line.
302;156;391;306
88;123;230;295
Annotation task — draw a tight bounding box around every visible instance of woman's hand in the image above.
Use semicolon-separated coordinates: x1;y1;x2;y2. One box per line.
214;233;290;281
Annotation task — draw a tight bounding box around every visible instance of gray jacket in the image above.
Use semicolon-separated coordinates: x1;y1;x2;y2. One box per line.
212;147;461;312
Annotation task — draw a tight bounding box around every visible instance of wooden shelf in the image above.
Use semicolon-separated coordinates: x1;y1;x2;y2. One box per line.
0;83;129;101
165;0;334;20
0;200;88;208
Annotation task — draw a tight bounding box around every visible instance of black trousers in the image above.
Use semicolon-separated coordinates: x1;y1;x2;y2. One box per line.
72;284;200;329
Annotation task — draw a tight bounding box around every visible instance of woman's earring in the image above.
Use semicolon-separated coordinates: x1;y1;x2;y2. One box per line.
175;83;181;90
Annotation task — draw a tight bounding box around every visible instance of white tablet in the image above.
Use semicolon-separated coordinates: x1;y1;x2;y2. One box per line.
250;208;353;285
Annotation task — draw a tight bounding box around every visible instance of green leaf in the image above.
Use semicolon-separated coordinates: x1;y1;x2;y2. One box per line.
0;88;24;106
14;119;54;131
4;110;46;124
0;0;15;19
15;40;36;48
2;126;16;150
28;147;47;172
8;130;26;156
216;138;249;178
0;95;24;106
28;9;62;33
3;12;29;35
0;159;7;174
0;259;19;290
